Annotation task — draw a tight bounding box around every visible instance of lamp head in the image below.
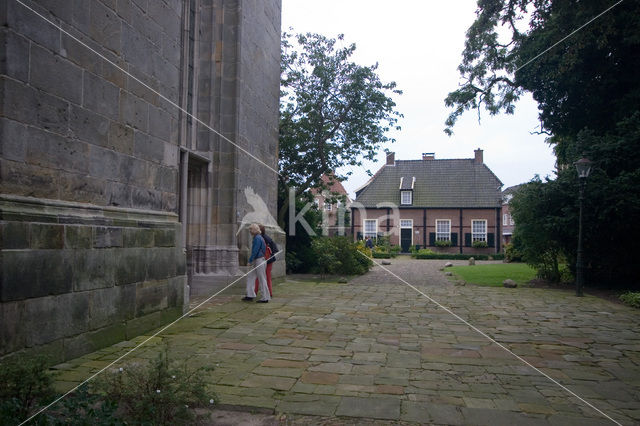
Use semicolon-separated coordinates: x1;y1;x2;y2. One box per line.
574;157;592;179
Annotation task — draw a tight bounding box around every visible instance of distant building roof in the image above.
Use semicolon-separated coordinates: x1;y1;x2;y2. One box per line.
311;173;352;202
355;155;503;208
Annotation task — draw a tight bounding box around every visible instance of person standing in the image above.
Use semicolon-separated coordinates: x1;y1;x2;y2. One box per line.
254;224;279;297
243;223;270;303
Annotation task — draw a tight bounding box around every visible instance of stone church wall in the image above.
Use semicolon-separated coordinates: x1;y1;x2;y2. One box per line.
1;0;282;362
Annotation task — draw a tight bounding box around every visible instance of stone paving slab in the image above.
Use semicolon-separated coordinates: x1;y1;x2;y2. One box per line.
51;258;640;425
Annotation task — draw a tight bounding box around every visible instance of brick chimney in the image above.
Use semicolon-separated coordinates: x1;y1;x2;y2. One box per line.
474;148;483;164
422;152;435;160
386;152;395;165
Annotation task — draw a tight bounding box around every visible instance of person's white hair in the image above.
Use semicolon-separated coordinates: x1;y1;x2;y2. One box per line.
249;223;261;234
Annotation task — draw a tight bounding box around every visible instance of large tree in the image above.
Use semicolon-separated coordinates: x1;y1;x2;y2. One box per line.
278;31;402;225
447;0;640;288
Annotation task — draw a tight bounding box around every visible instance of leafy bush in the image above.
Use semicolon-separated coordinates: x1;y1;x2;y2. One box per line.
620;292;640;308
503;243;522;262
411;248;435;258
491;253;505;261
310;236;372;276
435;240;452;247
96;347;213;424
472;240;488;248
389;245;401;255
0;354;54;423
415;253;490;260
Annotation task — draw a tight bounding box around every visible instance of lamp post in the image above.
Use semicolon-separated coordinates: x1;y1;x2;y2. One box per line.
574;156;592;297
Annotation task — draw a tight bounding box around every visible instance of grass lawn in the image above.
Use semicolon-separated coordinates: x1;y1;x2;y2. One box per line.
449;263;536;287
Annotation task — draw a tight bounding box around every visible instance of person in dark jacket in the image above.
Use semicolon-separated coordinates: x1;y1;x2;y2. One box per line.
243;223;270;303
254;224;279;297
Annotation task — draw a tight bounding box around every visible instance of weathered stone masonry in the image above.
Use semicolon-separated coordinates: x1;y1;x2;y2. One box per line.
1;0;282;362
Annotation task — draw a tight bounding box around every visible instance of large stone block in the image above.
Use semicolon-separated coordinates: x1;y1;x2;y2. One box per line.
89;145;122;181
23;292;89;346
131;187;162;210
83;71;120;120
69;105;110;147
153;228;175;247
26;126;89;174
108;121;134;155
1;28;30;81
30;223;64;249
106;181;132;207
0;159;59;199
58;173;108;205
114;247;147;285
148;104;171;141
63;323;126;360
146;247;175;280
60;33;101;74
123;227;154;248
135;279;169;316
1;249;73;302
89;0;121;54
93;226;124;248
119;91;148;131
1;221;30;249
6;0;60;52
73;248;116;291
0;118;27;162
134;131;164;164
64;224;93;249
29;43;82;105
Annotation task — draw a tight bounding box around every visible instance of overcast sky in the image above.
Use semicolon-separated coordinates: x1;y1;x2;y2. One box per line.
281;0;557;198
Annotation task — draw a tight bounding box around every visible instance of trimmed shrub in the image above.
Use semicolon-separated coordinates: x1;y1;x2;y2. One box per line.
434;240;452;247
620;292;640;308
504;243;522;262
472;240;488;248
415;253;490;260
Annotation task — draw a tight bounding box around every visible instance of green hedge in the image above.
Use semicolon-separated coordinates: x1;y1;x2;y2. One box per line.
372;252;391;259
414;253;490;260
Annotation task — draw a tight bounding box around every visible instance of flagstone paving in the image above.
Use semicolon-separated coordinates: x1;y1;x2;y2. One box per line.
52;258;640;425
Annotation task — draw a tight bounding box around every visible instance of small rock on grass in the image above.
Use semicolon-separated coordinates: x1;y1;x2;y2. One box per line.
503;279;517;288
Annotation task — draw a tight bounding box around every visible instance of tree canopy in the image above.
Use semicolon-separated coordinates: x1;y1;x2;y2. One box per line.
445;0;640;148
279;31;402;196
448;0;640;288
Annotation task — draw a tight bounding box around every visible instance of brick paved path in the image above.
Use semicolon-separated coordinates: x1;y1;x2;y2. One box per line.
54;258;640;425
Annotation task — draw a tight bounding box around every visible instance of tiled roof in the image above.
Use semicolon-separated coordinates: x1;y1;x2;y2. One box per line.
355;159;503;208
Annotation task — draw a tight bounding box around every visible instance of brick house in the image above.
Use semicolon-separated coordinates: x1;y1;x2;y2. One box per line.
501;184;523;246
351;150;503;254
311;174;352;236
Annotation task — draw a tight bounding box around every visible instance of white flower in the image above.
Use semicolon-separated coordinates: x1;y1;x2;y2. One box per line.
172;375;176;379
209;399;215;405
119;367;123;372
156;389;161;394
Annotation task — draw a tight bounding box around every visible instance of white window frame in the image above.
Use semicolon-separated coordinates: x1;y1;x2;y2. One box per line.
472;219;487;242
400;190;412;205
435;219;451;241
503;214;508;226
363;219;378;239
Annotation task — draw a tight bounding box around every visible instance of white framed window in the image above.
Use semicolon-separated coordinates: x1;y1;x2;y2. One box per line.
400;219;413;228
436;219;451;241
401;190;412;205
363;219;378;239
503;214;508;226
325;202;332;211
472;219;487;242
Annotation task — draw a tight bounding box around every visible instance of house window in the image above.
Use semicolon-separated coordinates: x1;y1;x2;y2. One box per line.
472;220;487;242
363;219;377;239
325;202;332;211
400;219;413;228
401;191;412;205
436;219;451;241
503;214;508;226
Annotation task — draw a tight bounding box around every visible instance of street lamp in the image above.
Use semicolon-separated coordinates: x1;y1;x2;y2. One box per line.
574;156;592;297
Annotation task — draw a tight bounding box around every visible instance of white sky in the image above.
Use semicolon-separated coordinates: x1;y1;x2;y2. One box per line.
281;0;557;198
